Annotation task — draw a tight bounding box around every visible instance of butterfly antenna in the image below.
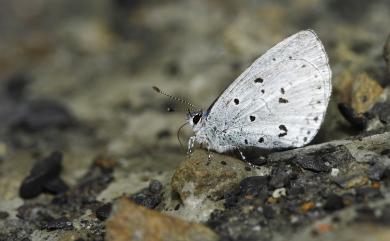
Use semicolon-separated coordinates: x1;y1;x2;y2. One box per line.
177;122;188;153
152;86;199;111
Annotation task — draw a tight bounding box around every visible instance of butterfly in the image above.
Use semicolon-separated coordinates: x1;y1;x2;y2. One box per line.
156;30;331;159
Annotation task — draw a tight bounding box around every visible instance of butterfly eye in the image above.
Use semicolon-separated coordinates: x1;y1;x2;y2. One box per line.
193;114;201;125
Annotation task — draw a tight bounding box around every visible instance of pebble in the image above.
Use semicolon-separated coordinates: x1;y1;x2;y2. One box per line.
293;155;332;173
95;203;113;221
43;217;74;231
331;168;340;177
272;188;286;198
338;103;368;130
350;73;383;114
148;179;163;194
19;151;68;199
323;194;345;212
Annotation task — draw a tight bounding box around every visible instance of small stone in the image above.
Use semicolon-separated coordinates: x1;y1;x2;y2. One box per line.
331;168;340;177
323;194;344;212
263;205;274;219
333;175;369;189
96;203;112;221
338;103;368;130
149;179;163;194
0;211;9;219
19;151;66;199
106;198;218;241
131;191;162;209
43;217;74;231
272;188;286;198
299;201;316;214
350;73;383;113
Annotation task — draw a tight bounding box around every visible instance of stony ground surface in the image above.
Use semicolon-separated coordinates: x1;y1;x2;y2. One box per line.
0;0;390;240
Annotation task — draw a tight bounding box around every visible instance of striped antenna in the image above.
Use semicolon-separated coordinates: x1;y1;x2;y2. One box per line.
152;86;199;111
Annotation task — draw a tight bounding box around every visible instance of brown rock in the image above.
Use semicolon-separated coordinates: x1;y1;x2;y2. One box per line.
171;150;259;202
351;73;383;113
106;198;219;241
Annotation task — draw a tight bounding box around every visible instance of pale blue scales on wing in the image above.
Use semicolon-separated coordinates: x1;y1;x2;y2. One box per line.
187;30;332;154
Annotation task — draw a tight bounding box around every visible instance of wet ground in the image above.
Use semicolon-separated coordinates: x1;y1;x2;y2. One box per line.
1;0;390;240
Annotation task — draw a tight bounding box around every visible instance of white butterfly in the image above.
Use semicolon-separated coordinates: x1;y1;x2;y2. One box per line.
186;30;331;157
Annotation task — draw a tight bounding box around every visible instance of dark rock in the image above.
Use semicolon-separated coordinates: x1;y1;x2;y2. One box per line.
95;203;112;221
4;74;29;100
338;103;368;130
238;176;268;197
269;165;294;188
19;151;66;199
11;99;75;132
0;211;9;219
263;205;274;219
368;163;386;181
43;217;74;231
148;179;163;194
248;156;267;166
292;155;331;173
323;194;345;212
43;178;69;195
370;101;390;124
130;183;163;209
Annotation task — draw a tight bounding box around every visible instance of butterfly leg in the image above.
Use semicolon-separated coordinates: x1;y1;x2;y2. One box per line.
187;136;195;154
207;149;213;162
236;147;247;161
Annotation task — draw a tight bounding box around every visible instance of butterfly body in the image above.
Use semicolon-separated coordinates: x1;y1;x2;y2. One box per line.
187;30;332;154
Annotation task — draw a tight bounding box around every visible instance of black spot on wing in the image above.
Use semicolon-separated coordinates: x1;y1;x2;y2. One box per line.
280;88;285;94
244;139;248;144
249;115;256;122
261;89;265;94
258;137;264;143
254;77;263;83
278;124;288;137
279;98;288;103
234;98;240;105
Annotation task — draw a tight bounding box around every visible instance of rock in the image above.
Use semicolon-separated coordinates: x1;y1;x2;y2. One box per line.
0;211;9;219
323;194;345;212
370;101;390;125
43;217;74;231
292;155;332;173
333;175;369;189
130;180;163;209
272;188;286;198
350;73;383;114
19;151;68;199
95;203;112;221
105;198;219;241
148;179;163;194
171;150;258;203
338;103;369;130
11;99;75;132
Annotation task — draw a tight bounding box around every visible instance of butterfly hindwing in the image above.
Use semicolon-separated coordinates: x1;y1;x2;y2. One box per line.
204;30;331;151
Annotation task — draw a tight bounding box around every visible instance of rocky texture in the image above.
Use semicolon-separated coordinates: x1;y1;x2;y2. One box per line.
171;150;265;203
105;198;218;241
1;0;390;240
350;73;383;114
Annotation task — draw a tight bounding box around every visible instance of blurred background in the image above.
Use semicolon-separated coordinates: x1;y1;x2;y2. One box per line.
0;0;390;239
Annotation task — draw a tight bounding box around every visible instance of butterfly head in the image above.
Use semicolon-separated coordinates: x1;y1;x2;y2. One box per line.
187;110;205;131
